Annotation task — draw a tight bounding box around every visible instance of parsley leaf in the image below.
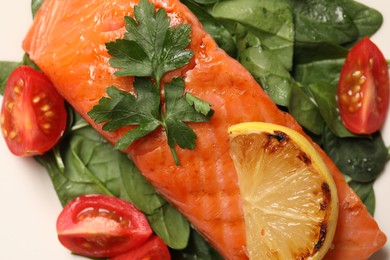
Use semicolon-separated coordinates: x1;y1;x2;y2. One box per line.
164;77;214;149
109;0;193;85
88;78;161;150
88;0;214;165
106;40;153;77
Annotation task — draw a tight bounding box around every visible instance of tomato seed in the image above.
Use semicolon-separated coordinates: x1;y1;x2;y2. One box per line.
82;241;93;249
351;92;361;103
9;131;17;140
348;102;362;113
358;76;366;86
119;219;130;228
32;96;41;104
13;86;22;95
13;78;24;95
352;70;362;78
339;80;363;114
41;104;51;112
352;84;361;94
369;58;374;69
6;101;14;110
42;123;51;130
45;111;55;118
340;93;349;104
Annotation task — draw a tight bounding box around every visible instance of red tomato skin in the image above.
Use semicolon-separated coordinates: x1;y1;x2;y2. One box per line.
1;66;67;155
110;235;171;260
57;194;153;258
337;37;389;134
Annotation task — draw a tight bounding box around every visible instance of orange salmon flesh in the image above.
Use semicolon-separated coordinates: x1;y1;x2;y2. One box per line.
23;0;386;259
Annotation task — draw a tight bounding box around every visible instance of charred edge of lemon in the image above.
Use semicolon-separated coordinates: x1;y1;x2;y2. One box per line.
262;131;334;258
228;122;339;258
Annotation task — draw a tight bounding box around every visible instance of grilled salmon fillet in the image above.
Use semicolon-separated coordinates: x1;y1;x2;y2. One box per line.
23;0;386;259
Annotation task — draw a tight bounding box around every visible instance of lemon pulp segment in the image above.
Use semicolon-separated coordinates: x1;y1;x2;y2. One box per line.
228;122;338;260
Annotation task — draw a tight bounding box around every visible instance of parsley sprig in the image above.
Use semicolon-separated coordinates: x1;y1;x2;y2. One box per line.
88;0;214;165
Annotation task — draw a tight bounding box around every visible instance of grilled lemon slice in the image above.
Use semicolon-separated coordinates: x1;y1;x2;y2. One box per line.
229;122;338;259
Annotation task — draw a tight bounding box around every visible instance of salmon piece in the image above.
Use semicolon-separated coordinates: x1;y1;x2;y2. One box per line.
23;0;386;259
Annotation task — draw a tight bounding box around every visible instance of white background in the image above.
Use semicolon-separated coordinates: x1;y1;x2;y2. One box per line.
0;0;389;259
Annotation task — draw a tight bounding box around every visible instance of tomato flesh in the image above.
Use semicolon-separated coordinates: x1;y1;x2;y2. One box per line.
337;37;389;134
57;194;153;258
1;66;67;155
110;235;171;260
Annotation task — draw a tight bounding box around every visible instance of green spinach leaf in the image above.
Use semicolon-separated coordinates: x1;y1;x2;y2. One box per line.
293;41;348;65
211;0;294;71
148;204;190;250
171;229;223;260
189;0;218;4
288;82;324;135
37;114;190;249
292;0;382;64
239;46;292;106
0;61;20;95
347;181;376;216
293;59;355;137
31;0;44;17
294;58;344;87
0;54;44;95
208;0;294;106
322;128;389;183
181;0;237;57
307;81;354;137
293;0;358;45
22;54;40;70
339;0;383;42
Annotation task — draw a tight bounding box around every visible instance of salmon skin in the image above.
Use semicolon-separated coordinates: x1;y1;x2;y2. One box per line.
23;0;386;259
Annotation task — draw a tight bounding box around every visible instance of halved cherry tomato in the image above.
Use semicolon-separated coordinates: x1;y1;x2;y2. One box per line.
1;66;67;155
337;37;389;134
56;194;153;258
110;235;171;260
